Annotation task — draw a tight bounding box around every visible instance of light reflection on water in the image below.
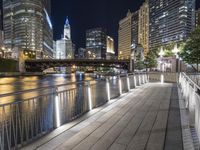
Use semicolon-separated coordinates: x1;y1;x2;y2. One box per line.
0;74;94;105
0;73;122;149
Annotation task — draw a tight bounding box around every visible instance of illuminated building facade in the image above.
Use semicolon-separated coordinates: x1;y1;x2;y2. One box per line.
78;48;86;59
106;36;114;54
138;1;149;57
106;36;115;59
118;10;133;60
196;8;200;27
149;0;196;50
86;28;107;59
56;18;74;59
132;11;139;45
3;0;54;59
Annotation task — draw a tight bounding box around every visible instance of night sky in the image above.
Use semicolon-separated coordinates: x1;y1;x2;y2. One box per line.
51;0;145;50
52;0;200;50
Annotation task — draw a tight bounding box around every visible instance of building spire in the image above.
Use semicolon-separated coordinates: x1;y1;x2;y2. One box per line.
65;17;70;27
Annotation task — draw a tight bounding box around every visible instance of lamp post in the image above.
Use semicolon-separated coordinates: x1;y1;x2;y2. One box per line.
172;44;180;73
130;43;137;72
159;47;165;72
159;47;165;83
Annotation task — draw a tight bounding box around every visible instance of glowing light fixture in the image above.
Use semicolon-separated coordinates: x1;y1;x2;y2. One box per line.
87;82;93;110
118;76;122;95
55;90;61;128
161;74;164;84
106;79;111;101
127;75;130;91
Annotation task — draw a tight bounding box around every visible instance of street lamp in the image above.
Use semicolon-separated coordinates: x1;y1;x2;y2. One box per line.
172;44;180;73
159;47;165;72
159;47;165;83
130;43;137;72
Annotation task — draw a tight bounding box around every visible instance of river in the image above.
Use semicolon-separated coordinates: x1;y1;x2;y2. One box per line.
0;74;96;104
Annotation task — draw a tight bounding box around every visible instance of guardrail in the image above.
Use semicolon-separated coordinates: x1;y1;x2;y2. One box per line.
179;72;200;142
148;72;178;83
0;73;149;150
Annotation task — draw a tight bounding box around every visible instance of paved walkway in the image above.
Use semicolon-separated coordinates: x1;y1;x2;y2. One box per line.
23;83;186;150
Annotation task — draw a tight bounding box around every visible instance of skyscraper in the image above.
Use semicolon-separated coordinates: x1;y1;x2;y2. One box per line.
56;18;74;59
106;36;115;60
138;0;149;57
131;11;139;45
196;8;200;27
106;36;115;54
3;0;54;59
118;10;133;60
149;0;196;50
86;28;107;59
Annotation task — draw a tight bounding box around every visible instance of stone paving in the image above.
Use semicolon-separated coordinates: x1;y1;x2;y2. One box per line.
22;83;191;150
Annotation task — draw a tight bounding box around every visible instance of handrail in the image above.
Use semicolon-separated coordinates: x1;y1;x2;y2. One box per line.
181;72;200;90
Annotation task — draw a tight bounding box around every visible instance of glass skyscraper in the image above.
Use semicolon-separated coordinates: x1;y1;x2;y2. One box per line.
86;28;107;59
149;0;196;50
3;0;53;59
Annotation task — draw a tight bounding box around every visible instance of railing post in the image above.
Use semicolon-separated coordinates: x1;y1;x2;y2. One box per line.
126;74;130;91
138;74;141;86
145;73;148;83
106;78;111;101
142;74;145;84
134;74;137;88
53;87;61;128
118;75;122;95
161;73;164;84
87;81;93;110
189;85;197;127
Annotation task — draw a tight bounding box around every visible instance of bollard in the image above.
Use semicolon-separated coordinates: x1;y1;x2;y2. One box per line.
87;81;93;110
126;74;130;91
118;76;122;95
106;78;111;101
53;87;61;128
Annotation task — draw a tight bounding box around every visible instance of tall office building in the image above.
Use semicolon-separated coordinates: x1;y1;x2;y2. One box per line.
106;36;115;54
86;28;107;59
138;0;149;57
56;18;74;59
196;8;200;27
106;36;115;60
149;0;196;50
0;9;4;58
3;0;54;59
118;10;133;59
132;11;139;45
0;9;3;48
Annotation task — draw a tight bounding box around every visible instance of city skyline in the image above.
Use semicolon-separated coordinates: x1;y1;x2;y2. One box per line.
52;0;200;50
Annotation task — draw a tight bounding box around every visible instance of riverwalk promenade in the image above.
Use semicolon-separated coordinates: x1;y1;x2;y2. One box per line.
22;81;195;150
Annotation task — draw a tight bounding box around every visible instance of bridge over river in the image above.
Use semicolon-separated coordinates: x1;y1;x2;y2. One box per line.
0;73;199;150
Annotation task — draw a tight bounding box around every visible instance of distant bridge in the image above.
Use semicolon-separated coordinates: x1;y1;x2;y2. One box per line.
25;59;130;72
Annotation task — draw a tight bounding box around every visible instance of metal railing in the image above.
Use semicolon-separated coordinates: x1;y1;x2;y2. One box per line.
148;72;178;83
179;73;200;144
0;73;149;150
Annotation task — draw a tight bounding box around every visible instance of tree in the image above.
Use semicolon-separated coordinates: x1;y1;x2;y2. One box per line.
180;27;200;72
144;50;157;70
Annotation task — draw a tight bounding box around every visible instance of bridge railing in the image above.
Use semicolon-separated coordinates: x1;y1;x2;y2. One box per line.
0;73;149;150
179;72;200;141
148;72;178;83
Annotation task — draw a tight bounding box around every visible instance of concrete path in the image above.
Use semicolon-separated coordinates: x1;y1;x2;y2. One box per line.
23;83;184;150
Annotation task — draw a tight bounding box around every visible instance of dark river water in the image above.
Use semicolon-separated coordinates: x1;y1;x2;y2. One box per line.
0;74;96;104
